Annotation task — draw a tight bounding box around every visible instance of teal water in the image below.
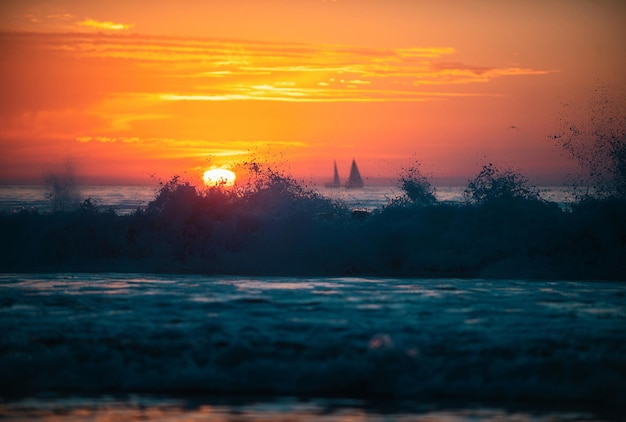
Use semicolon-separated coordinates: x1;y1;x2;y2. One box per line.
1;274;624;420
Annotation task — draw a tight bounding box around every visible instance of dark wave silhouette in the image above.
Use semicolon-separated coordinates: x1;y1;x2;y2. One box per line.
1;163;624;279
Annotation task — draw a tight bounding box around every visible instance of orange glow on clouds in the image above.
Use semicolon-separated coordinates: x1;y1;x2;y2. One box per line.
0;1;624;184
77;18;133;31
22;33;552;103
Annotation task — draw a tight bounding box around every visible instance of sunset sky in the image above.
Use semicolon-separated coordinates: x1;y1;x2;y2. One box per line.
1;0;624;185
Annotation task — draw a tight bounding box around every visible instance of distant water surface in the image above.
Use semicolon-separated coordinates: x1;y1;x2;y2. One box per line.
0;184;575;214
0;185;156;214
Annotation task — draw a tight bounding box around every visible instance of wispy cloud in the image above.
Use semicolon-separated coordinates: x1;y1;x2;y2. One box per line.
45;13;76;21
18;13;133;31
77;18;133;31
1;32;555;104
74;136;305;159
419;62;553;85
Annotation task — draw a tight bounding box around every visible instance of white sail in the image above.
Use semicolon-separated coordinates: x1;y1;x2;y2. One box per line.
346;159;364;189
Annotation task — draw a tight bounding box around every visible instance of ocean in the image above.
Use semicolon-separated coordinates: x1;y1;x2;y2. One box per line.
1;274;624;421
0;182;624;421
0;184;575;214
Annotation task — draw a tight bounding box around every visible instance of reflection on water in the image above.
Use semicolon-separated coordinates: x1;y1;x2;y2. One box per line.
0;395;604;421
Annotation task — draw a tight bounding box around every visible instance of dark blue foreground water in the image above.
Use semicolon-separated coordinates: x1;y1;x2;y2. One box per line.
1;274;624;420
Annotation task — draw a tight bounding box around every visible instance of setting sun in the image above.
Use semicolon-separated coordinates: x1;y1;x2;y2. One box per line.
202;168;236;187
1;2;625;419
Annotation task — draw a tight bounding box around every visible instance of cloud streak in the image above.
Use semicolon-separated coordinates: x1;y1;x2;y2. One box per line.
74;136;306;159
16;13;133;32
1;32;555;103
77;18;133;31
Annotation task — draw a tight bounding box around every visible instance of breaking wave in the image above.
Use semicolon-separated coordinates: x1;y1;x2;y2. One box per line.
0;164;625;279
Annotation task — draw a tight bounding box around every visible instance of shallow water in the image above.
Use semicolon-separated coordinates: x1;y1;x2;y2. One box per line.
1;274;624;420
0;394;610;421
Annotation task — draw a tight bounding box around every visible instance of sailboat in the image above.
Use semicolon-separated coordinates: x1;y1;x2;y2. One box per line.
346;159;364;189
324;160;341;188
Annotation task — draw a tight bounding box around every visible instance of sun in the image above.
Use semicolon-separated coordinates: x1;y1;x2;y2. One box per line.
202;168;236;187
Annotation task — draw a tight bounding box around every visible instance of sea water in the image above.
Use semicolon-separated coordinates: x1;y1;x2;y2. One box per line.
1;274;624;420
0;185;156;215
0;184;575;214
0;184;620;420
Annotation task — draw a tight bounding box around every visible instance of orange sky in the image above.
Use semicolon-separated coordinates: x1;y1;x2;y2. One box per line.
1;0;625;185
